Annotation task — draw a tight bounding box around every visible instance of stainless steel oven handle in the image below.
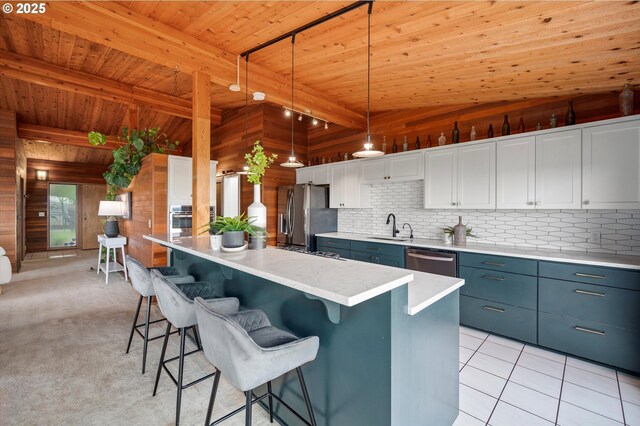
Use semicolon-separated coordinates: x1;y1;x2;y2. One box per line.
407;253;454;262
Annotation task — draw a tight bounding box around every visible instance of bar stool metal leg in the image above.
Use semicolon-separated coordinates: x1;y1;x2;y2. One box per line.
205;368;221;426
297;367;317;426
245;391;252;426
126;295;144;354
142;296;152;374
176;328;187;426
267;381;274;423
154;322;172;396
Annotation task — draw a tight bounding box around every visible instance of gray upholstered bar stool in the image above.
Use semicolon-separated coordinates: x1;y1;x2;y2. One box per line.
125;256;195;374
194;297;320;426
151;269;232;426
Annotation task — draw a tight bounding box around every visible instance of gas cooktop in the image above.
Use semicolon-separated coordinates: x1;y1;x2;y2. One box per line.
280;245;344;260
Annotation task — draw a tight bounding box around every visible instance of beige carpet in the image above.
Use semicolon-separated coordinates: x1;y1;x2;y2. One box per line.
0;251;271;425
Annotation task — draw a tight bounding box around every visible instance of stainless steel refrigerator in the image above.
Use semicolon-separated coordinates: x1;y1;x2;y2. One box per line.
277;184;337;251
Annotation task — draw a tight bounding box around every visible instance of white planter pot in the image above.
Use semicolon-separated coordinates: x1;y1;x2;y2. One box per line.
247;184;267;231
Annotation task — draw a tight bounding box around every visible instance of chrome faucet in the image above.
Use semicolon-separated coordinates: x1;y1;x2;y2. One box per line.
403;223;414;239
386;213;400;238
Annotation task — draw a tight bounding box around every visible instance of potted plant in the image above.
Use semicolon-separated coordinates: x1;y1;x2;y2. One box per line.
244;140;277;231
248;227;268;250
210;214;259;249
443;224;477;244
88;127;179;200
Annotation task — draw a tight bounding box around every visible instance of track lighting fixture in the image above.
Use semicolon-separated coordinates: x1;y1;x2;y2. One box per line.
298;114;303;122
281;35;304;169
252;91;265;101
284;108;291;117
312;118;318;126
324;121;329;130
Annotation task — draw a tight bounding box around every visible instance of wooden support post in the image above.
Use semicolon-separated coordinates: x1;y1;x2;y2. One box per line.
191;71;211;236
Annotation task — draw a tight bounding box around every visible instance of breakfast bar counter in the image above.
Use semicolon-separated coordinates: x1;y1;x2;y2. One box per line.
144;234;464;426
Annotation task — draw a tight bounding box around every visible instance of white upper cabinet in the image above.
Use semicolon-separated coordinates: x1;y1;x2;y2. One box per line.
295;165;329;185
497;130;581;209
457;142;496;209
168;155;217;207
582;119;640;209
424;142;495;209
329;162;370;208
424;147;457;208
535;129;581;209
497;136;535;209
361;151;423;183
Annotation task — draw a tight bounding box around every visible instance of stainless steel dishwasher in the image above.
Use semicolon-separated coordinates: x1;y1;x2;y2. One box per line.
406;247;457;277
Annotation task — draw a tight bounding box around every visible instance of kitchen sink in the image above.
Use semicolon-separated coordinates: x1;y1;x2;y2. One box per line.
368;236;409;242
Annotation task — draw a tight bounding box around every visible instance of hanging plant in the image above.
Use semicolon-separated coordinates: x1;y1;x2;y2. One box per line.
244;140;277;185
88;127;179;200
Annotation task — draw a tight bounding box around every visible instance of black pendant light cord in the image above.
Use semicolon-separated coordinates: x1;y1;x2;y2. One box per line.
291;35;295;157
366;2;372;143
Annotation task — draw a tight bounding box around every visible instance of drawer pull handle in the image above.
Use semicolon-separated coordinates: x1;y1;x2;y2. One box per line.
483;306;505;313
407;253;455;262
483;261;505;267
575;273;606;280
326;242;336;245
575;326;605;336
575;289;605;297
484;275;505;281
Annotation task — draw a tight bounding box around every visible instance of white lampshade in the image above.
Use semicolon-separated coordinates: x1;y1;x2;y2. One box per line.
98;200;123;217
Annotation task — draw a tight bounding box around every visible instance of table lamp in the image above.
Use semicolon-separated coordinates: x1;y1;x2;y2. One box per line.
98;200;123;238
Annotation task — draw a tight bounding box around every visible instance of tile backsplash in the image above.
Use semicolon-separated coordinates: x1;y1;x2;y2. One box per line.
337;180;640;256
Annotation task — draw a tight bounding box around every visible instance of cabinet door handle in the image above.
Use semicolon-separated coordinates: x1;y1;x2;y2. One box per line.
457;202;461;206
451;202;457;206
483;275;506;281
583;200;590;205
325;241;336;246
575;289;605;297
575;326;605;336
527;202;534;205
483;306;505;313
483;261;505;267
575;273;606;280
535;201;542;205
366;247;380;251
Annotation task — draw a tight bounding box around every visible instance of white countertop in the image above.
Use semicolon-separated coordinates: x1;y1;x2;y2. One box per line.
144;234;464;313
317;232;640;270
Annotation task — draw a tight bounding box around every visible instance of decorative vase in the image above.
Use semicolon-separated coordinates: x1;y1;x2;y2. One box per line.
426;135;432;147
248;234;267;250
619;84;634;116
402;136;409;152
415;136;421;149
550;113;557;128
392;138;398;153
470;126;477;141
453;216;467;246
222;231;245;248
487;124;494;138
210;234;222;251
502;115;510;136
382;136;387;153
565;100;576;126
517;117;525;133
247;184;267;231
536;122;542;131
438;132;446;146
452;121;460;144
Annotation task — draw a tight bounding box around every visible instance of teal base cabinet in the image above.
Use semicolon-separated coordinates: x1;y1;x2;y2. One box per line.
172;249;460;426
538;261;640;373
317;237;405;268
458;253;538;344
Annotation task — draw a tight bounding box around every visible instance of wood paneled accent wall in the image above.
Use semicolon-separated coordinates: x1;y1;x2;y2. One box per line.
210;103;304;244
25;159;108;253
308;92;640;159
15;138;26;270
118;153;169;267
0;110;18;270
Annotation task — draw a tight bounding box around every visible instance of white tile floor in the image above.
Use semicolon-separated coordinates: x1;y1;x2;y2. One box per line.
455;326;640;426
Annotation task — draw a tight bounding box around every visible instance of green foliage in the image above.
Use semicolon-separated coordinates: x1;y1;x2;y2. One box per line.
443;226;477;238
209;213;261;236
88;127;179;200
244;140;277;185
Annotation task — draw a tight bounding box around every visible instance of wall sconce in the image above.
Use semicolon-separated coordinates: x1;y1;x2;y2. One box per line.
36;170;48;181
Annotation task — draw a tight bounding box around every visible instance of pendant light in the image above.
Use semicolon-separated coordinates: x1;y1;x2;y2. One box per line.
281;34;304;168
237;56;250;175
228;56;241;92
353;4;384;158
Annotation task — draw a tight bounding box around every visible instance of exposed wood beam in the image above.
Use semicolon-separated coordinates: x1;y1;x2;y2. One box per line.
17;123;125;150
19;2;365;129
192;71;211;236
18;123;183;155
0;50;222;124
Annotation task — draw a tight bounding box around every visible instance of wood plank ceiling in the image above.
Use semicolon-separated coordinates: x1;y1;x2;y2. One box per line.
0;1;639;162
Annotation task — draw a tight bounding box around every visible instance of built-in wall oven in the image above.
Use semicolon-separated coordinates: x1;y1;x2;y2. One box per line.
169;205;215;235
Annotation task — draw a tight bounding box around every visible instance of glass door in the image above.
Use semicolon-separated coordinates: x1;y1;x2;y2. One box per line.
49;183;78;248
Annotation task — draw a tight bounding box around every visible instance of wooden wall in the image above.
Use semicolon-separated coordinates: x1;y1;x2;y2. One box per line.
15;138;26;270
25;159;108;253
210;103;301;245
309;92;640;159
0;110;18;270
119;153;169;267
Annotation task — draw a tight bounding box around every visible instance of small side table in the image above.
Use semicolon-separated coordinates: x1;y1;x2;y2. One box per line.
97;234;128;285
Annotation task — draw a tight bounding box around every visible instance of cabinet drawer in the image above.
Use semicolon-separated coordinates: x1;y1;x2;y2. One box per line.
539;312;640;373
539;261;640;291
350;241;405;258
316;246;351;260
316;237;350;251
460;295;537;344
459;266;537;310
459;252;537;276
351;251;403;268
539;278;640;331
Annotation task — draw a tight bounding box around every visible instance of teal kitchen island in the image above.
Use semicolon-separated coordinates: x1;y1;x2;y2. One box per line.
144;234;464;426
